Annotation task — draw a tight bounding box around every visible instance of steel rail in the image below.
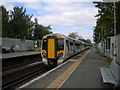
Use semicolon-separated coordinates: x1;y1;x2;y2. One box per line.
2;66;51;90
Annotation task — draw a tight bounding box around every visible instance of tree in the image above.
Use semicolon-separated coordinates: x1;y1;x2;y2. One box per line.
94;2;120;44
9;7;34;39
79;38;91;44
68;32;91;43
1;6;10;37
93;2;114;43
0;7;1;37
86;39;91;44
34;24;52;40
68;32;78;39
1;6;53;40
116;2;120;34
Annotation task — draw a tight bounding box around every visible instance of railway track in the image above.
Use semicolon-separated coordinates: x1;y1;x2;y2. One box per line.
2;63;52;90
2;49;88;90
3;53;41;71
3;61;42;76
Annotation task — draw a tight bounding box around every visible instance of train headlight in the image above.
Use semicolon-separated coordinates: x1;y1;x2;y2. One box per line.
42;53;47;57
58;53;63;58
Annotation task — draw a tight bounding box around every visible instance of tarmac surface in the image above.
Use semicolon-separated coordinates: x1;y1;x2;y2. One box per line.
60;48;113;88
2;51;41;59
18;48;114;89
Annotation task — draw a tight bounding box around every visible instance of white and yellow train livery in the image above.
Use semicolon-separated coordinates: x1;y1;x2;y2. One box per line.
41;33;90;66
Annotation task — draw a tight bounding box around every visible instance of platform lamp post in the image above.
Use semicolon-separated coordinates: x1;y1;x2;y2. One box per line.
28;29;30;51
28;29;29;40
113;2;117;62
96;33;100;43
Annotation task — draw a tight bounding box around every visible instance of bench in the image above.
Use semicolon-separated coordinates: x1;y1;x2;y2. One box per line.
100;61;120;87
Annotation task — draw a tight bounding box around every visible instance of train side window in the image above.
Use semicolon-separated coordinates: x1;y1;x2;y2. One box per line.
70;42;73;46
42;39;47;50
76;44;79;49
57;39;64;50
70;42;73;50
66;40;69;51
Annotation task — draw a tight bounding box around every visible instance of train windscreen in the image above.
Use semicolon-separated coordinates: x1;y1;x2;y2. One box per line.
42;39;47;50
57;39;64;50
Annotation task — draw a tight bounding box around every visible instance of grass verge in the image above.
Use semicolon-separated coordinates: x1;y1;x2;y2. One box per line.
103;57;113;67
96;47;112;67
96;48;104;57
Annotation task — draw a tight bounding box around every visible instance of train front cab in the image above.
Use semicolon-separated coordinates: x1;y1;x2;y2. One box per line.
41;36;65;66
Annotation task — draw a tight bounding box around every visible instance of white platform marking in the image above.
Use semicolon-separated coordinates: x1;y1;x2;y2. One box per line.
18;53;82;89
18;60;70;89
69;59;77;61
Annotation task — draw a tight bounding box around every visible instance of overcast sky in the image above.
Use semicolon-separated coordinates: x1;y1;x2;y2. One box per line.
1;0;103;42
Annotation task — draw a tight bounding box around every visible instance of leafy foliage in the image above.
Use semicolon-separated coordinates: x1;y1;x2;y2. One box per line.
68;32;79;39
93;2;120;44
2;6;10;37
79;38;91;44
116;2;120;34
93;3;114;43
1;6;52;40
9;7;34;39
68;32;91;44
34;25;52;40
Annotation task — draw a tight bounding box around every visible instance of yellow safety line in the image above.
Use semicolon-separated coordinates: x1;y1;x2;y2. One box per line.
46;49;91;88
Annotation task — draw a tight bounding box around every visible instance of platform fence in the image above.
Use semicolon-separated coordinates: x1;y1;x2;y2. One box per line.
1;37;37;51
97;34;120;66
116;34;120;65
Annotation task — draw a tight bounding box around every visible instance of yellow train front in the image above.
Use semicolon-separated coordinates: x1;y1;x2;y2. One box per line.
41;33;65;66
41;33;91;66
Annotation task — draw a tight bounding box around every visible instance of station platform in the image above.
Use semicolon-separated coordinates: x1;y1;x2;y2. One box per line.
60;48;113;88
2;51;41;59
18;48;114;89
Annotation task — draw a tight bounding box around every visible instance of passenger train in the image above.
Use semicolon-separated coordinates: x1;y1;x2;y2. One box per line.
41;33;90;66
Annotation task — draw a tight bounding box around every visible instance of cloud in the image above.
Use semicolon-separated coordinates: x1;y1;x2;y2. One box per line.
68;26;83;30
1;2;14;11
31;2;98;27
24;2;43;10
78;30;93;41
1;0;40;3
53;29;93;42
1;0;103;3
2;2;98;27
2;1;97;42
26;2;97;42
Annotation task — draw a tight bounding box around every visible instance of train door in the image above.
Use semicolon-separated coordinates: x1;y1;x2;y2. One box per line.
48;38;55;59
47;36;57;65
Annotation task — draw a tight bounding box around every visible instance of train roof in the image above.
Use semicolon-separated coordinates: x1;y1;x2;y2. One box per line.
43;33;90;45
43;33;66;39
